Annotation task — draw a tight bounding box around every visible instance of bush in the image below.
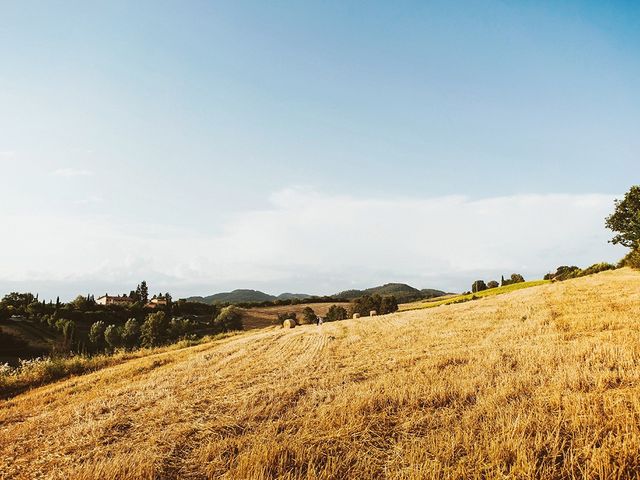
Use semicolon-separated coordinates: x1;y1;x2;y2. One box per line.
581;262;616;276
619;249;640;269
325;305;348;322
121;318;141;349
379;296;398;314
472;281;487;293
501;274;525;286
104;324;122;350
140;312;168;347
487;280;499;289
88;320;106;350
277;312;297;324
300;307;317;325
213;306;244;332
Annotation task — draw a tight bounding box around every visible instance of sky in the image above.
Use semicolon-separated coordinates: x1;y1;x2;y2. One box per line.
0;1;638;300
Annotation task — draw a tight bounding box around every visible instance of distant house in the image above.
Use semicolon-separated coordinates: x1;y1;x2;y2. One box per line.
146;297;168;309
96;294;134;306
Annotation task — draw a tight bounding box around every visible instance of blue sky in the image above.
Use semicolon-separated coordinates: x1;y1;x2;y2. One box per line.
0;1;638;299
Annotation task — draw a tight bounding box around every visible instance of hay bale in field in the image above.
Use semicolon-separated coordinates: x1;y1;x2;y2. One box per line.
282;319;296;328
369;310;377;316
353;313;361;319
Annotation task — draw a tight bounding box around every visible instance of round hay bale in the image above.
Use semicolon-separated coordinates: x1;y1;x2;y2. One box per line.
369;310;377;316
283;319;296;328
352;313;361;319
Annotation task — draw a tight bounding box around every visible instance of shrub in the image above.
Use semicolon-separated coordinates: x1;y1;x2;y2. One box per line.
277;312;297;324
581;262;616;276
88;321;106;350
619;249;640;269
104;324;122;350
487;280;499;289
213;306;244;332
121;318;141;349
472;281;487;293
379;296;398;315
326;305;348;322
140;312;168;347
300;307;317;325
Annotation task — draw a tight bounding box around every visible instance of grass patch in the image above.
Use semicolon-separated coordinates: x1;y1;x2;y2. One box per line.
400;279;550;311
0;332;239;399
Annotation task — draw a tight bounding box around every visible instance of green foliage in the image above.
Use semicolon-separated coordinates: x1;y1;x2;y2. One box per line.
325;305;348;322
472;280;487;293
606;185;640;250
619;249;640;269
121;318;141;349
88;321;106;349
545;263;617;281
379;296;399;315
300;306;317;325
501;274;525;286
140;311;168;347
104;324;122;350
168;317;195;340
487;280;499;289
212;306;244;332
350;294;398;316
277;312;297;324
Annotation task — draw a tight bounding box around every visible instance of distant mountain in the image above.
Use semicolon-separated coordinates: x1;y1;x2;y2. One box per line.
186;289;277;305
277;293;313;300
332;283;427;303
186;284;448;306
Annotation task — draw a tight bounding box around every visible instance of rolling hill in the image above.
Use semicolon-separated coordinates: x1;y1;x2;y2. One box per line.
3;268;640;478
186;289;279;304
333;282;445;303
186;282;448;305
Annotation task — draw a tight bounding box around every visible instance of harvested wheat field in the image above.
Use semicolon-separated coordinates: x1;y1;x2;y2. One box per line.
2;269;640;479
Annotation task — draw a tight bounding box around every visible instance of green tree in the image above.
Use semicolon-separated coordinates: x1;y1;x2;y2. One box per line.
277;312;297;324
72;295;90;310
121;318;141;349
137;281;149;304
487;280;499;289
213;306;244;332
301;306;317;324
140;311;168;347
472;281;487;293
510;273;525;284
606;185;640;250
326;305;348;321
89;320;107;350
379;296;399;314
104;324;122;350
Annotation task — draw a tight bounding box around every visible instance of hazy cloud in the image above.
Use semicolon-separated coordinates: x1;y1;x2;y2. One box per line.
0;189;624;300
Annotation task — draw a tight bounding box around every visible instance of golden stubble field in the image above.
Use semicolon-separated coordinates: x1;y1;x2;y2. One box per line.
2;268;640;479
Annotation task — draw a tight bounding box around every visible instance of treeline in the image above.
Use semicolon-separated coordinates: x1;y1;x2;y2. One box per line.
276;294;400;326
0;283;244;356
470;273;525;294
86;306;243;353
544;263;616;281
221;295;350;309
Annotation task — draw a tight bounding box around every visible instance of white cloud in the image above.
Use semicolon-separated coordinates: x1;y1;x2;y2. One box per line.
0;189;624;299
51;168;93;177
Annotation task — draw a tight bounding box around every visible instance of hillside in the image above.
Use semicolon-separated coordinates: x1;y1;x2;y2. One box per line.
2;268;640;479
240;302;351;330
333;282;443;303
186;289;278;304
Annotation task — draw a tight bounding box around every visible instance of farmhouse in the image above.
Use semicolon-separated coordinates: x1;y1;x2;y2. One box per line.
96;294;134;306
146;297;168;309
